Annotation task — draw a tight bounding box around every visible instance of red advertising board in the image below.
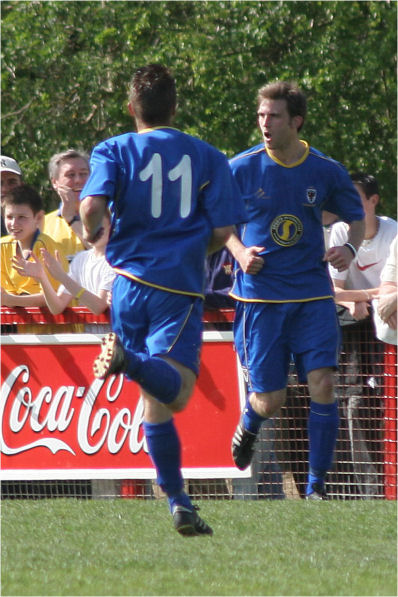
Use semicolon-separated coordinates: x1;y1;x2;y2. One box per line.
1;332;248;480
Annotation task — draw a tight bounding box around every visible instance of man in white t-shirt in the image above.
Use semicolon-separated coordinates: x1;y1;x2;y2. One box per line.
329;172;397;316
328;173;397;497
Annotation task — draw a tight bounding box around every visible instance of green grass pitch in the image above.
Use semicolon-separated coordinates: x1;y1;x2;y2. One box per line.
2;499;396;596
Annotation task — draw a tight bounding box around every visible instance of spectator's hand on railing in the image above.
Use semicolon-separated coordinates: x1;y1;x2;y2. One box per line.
347;300;370;321
378;291;397;329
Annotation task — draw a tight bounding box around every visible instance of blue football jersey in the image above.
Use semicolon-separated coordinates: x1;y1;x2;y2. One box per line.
229;141;365;302
81;127;247;296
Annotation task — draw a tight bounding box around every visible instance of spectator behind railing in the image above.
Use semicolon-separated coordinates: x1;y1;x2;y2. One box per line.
373;235;397;345
329;173;397;317
1;155;23;237
328;173;397;497
12;210;114;322
43;149;90;262
1;184;68;308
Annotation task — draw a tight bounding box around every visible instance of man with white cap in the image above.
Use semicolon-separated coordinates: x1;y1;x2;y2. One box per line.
1;155;23;235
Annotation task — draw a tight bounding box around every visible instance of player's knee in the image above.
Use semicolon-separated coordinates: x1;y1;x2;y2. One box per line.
309;369;334;402
168;394;190;413
252;390;285;418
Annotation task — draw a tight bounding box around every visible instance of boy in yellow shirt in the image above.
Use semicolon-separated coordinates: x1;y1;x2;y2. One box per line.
1;184;67;307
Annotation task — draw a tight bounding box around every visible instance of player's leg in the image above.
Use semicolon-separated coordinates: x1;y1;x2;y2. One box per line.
293;300;340;499
232;302;290;470
94;277;190;406
141;367;211;536
306;367;339;499
141;290;212;535
232;388;286;470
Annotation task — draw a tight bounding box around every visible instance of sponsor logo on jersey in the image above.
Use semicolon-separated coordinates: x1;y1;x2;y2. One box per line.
271;214;303;246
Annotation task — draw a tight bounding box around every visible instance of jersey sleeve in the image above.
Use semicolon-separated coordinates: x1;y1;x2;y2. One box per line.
322;164;365;223
80;141;119;201
200;149;248;229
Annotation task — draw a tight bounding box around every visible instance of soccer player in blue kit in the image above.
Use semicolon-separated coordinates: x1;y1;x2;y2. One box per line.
227;81;365;499
79;64;247;534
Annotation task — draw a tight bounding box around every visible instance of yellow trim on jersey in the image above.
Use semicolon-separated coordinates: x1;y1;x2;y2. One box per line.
113;268;205;299
265;141;309;168
229;146;265;164
229;292;334;303
138;126;178;134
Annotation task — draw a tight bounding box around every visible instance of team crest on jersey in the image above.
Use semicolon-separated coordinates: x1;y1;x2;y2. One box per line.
271;214;303;246
306;187;317;204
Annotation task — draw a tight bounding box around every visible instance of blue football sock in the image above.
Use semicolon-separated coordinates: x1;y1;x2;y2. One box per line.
242;398;266;434
306;400;339;494
144;419;192;512
124;349;181;404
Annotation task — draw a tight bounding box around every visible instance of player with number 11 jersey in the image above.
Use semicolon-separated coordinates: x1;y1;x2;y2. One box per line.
83;127;245;297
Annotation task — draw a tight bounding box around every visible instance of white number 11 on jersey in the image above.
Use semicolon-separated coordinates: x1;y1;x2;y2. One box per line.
139;153;192;219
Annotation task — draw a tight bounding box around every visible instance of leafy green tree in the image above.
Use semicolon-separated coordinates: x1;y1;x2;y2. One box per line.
2;0;396;216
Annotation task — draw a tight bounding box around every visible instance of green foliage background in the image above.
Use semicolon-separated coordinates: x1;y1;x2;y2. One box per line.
2;0;397;216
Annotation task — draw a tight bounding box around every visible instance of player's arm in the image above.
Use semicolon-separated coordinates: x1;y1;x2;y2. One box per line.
322;210;339;227
226;232;264;275
324;218;365;272
80;195;107;244
207;225;235;255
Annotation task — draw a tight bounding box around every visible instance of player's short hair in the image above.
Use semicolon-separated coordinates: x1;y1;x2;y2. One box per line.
2;183;43;214
128;64;177;126
48;149;89;181
257;81;307;131
350;172;379;199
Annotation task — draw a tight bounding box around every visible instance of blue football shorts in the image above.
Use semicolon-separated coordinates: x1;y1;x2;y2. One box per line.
111;274;204;375
234;299;341;393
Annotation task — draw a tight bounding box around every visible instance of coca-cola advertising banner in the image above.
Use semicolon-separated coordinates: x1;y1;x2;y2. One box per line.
1;332;248;480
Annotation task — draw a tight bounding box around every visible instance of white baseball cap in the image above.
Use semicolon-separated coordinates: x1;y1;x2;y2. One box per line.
0;155;22;176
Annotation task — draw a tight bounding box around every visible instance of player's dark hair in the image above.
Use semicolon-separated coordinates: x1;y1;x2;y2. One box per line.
129;64;177;126
350;172;379;199
1;184;43;214
257;81;307;131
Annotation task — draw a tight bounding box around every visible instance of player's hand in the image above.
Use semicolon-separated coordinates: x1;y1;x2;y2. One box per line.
237;246;265;275
11;252;44;280
324;245;354;272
